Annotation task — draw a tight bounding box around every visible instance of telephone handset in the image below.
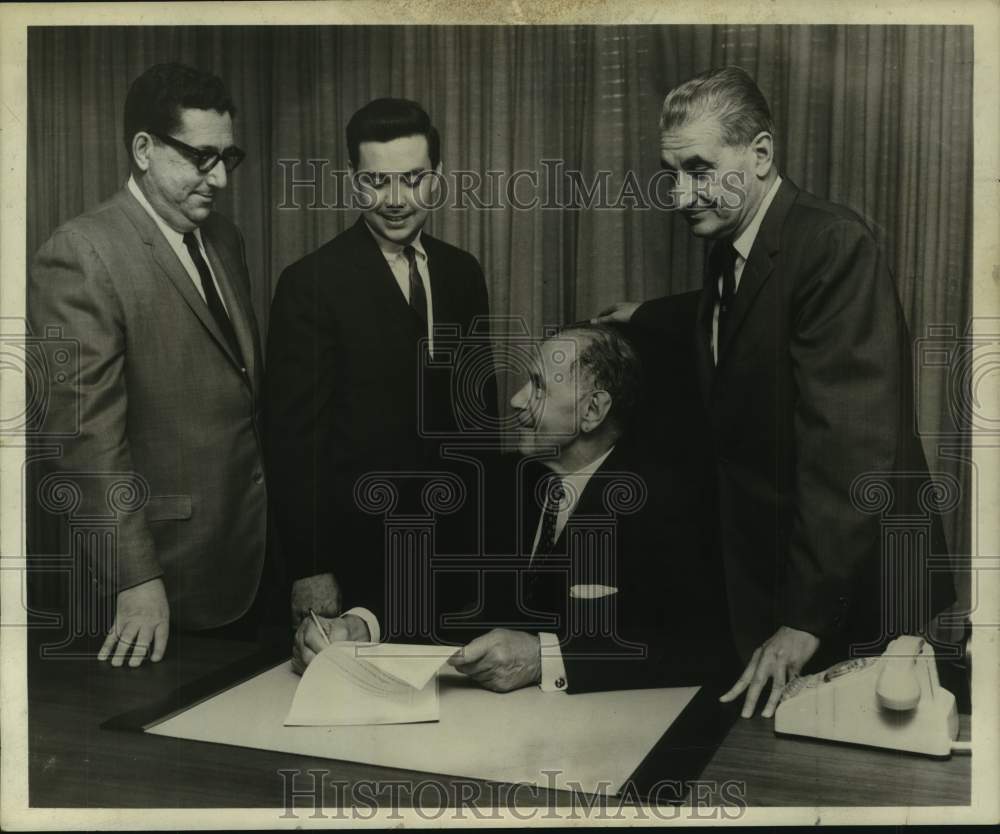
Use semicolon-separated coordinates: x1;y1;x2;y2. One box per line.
774;636;961;756
875;635;924;710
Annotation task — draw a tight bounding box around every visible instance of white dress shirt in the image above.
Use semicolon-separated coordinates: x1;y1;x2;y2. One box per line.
533;446;616;693
367;224;435;356
126;176;229;314
711;175;782;363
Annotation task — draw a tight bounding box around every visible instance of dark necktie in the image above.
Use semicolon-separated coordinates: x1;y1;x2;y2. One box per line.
403;245;428;325
182;232;244;366
535;477;566;558
710;240;738;355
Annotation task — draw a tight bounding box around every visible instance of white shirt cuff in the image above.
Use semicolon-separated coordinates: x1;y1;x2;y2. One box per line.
343;607;380;643
538;632;568;693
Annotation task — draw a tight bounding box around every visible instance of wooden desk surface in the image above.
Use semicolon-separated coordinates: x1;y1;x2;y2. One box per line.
27;631;971;811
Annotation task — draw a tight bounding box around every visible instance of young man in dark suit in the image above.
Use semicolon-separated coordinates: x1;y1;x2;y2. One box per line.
266;99;495;656
596;66;954;717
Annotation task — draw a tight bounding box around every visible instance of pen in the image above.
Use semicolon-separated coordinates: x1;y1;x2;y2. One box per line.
308;608;331;646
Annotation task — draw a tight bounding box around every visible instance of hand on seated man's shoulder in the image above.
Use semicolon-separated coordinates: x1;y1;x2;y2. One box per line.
290;573;342;627
591;300;640;325
448;628;541;693
291;612;371;675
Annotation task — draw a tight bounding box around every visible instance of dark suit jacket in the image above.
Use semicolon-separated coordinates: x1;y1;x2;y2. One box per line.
464;442;738;694
28;187;267;629
264;217;495;622
633;179;955;664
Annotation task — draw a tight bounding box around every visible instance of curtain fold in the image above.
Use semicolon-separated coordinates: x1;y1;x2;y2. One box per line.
26;24;973;603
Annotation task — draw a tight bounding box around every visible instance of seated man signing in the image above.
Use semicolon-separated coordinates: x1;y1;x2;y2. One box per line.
445;323;736;693
293;324;735;690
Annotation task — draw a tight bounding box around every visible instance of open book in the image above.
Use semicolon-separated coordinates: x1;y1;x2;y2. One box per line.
284;642;461;726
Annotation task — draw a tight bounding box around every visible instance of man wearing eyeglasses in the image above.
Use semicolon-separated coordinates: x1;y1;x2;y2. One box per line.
29;63;268;668
265;98;496;652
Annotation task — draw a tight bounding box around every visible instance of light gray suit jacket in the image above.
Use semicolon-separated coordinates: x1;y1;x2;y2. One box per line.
29;187;267;630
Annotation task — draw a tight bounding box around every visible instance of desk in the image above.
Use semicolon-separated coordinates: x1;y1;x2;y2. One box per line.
27;632;971;810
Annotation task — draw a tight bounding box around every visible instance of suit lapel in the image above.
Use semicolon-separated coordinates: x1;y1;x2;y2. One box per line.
694;269;715;404
715;243;775;364
714;178;799;370
423;235;451;329
550;445;627;555
517;457;553;560
114;188;249;380
203;233;259;384
351;218;426;340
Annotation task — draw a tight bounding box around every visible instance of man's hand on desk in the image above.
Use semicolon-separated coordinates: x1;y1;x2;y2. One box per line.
720;625;820;718
290;573;342;628
97;577;170;668
448;628;541;693
291;612;370;675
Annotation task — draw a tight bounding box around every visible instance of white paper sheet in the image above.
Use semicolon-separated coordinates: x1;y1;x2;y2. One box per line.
148;660;699;795
352;642;462;689
285;642;460;726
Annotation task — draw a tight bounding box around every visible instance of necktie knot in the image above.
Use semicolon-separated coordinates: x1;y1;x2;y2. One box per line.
547;477;566;507
403;244;417;264
709;239;737;277
710;241;738;305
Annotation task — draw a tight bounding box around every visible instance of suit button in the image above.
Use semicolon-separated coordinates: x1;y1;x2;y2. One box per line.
839;596;849;608
554;677;566;690
253;469;264;484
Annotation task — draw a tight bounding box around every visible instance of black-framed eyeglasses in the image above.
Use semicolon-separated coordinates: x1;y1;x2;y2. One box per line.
149;131;246;174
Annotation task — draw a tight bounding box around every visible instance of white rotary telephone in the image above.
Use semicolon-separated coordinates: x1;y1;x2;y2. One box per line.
773;635;961;756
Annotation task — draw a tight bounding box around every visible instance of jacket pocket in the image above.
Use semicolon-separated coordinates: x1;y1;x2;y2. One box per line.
145;494;193;521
